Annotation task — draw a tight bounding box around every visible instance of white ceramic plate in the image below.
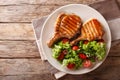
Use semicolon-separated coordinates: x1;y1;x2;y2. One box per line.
40;4;111;74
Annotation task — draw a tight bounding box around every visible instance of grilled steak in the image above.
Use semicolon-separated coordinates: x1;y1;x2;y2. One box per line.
47;13;82;47
70;18;104;45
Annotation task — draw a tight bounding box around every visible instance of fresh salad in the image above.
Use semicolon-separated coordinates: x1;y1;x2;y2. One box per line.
52;38;106;69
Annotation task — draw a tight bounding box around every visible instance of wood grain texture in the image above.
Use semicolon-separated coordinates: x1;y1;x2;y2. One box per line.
0;41;40;58
0;23;35;40
0;57;119;80
0;74;56;80
109;40;120;56
0;0;100;5
0;5;60;22
0;59;47;75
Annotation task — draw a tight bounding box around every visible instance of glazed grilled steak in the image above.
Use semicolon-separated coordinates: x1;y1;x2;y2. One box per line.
47;13;82;47
70;18;104;45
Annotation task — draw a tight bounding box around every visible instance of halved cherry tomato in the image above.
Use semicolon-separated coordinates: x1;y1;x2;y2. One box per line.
57;50;68;60
57;52;65;60
97;39;104;43
79;53;87;59
72;46;79;50
67;63;75;69
83;60;92;68
62;38;69;43
83;40;89;44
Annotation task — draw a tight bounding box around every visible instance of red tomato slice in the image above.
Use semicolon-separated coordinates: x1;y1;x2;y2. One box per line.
83;60;92;68
67;63;75;69
57;50;68;60
57;52;65;60
72;46;79;50
79;53;87;59
83;40;89;44
62;38;69;43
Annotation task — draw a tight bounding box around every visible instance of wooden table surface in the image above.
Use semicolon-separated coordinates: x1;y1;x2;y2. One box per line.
0;0;120;80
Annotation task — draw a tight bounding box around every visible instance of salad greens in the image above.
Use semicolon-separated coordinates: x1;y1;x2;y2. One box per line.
52;40;106;69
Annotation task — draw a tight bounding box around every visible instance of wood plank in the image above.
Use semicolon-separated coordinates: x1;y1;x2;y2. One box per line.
0;0;99;5
0;57;119;80
109;40;120;56
0;40;40;58
0;23;35;40
0;59;47;75
0;5;61;22
0;74;56;80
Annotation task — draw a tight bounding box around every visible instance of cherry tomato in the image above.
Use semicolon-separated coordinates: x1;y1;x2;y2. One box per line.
83;40;89;44
97;39;104;43
79;53;87;59
72;46;79;50
57;52;65;60
57;50;68;60
83;60;92;68
62;38;69;43
67;63;75;69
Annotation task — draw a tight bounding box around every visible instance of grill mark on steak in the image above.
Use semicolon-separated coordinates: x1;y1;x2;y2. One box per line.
61;24;73;37
92;20;99;38
63;21;77;34
89;20;95;40
86;23;91;40
70;15;81;22
61;17;76;35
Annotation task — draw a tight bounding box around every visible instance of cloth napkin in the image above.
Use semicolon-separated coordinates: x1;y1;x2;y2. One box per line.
32;0;120;79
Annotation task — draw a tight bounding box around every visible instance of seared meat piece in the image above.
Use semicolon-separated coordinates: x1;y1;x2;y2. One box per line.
47;13;82;47
70;18;104;45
